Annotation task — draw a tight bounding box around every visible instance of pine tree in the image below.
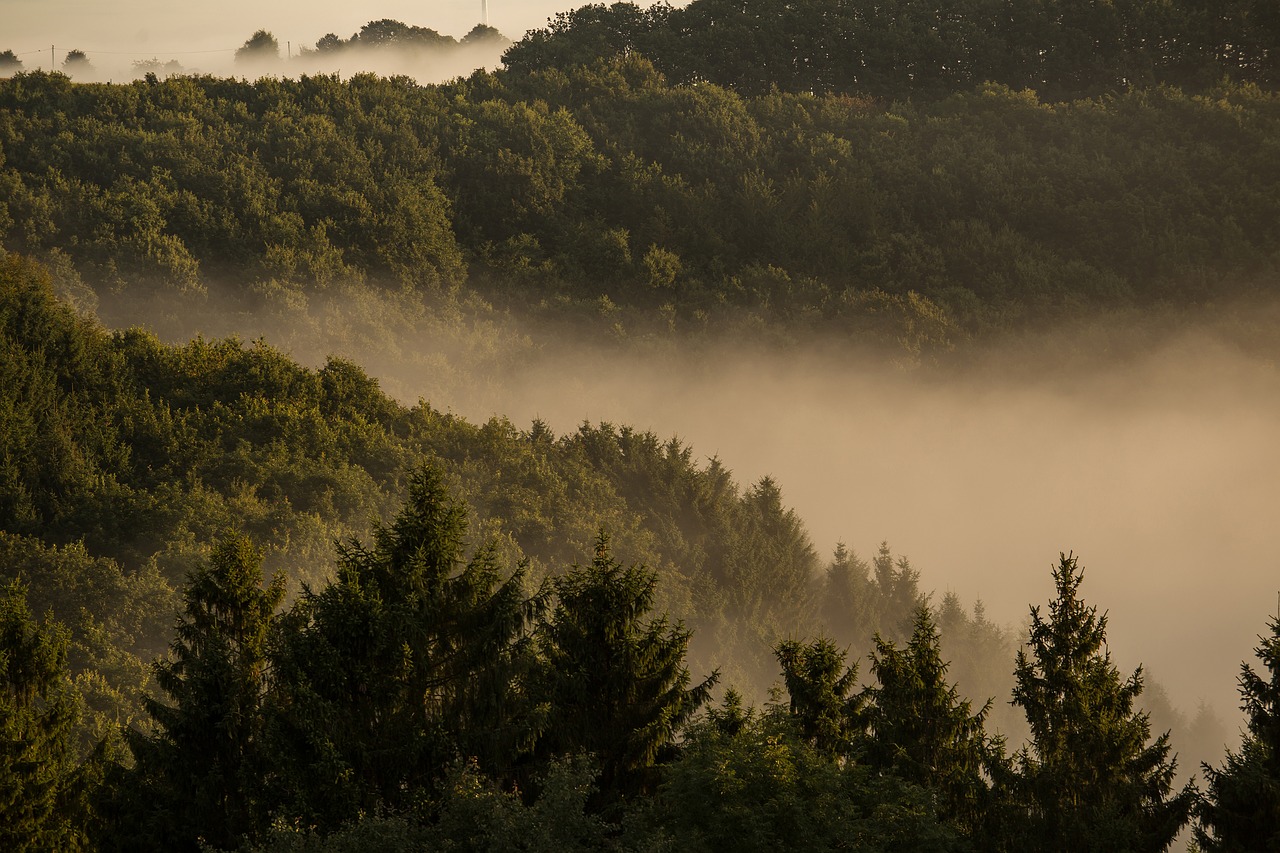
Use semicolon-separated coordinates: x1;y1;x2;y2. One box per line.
863;606;1002;840
1008;553;1193;852
1196;614;1280;851
774;635;863;759
534;533;717;806
267;466;541;828
0;580;92;852
115;535;283;852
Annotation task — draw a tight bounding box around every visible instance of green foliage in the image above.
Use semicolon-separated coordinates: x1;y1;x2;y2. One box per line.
9;66;1279;354
1196;615;1280;851
266;467;541;828
774;636;863;759
534;533;717;805
0;581;94;852
864;607;1003;841
647;703;962;852
1008;554;1194;852
507;0;1280;100
108;536;284;852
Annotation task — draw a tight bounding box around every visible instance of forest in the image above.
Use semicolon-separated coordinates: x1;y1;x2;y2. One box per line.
3;0;1280;850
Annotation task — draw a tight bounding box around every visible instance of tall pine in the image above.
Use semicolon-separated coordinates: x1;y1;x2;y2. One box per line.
1008;553;1193;852
112;535;283;852
1196;614;1280;851
534;533;717;806
864;606;1002;840
0;580;92;852
267;466;541;829
774;635;863;759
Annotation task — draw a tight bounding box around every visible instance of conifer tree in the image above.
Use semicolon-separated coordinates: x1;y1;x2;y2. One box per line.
534;533;717;805
1008;553;1193;852
864;606;1002;840
0;580;91;852
774;635;863;759
1196;614;1280;851
267;466;541;828
116;536;283;852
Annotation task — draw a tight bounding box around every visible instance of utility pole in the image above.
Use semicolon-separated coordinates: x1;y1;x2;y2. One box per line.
51;45;54;70
482;0;489;26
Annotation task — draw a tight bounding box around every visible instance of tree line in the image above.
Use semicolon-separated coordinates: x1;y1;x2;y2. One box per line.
2;57;1279;358
506;0;1280;101
5;466;1278;851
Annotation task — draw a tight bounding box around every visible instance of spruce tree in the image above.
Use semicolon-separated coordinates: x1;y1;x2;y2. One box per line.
1196;614;1280;851
1008;553;1193;852
0;580;92;852
864;606;1001;840
267;466;541;828
116;535;283;852
534;533;717;805
774;635;863;759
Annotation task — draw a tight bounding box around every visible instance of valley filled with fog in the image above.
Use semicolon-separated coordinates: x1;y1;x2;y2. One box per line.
445;329;1280;724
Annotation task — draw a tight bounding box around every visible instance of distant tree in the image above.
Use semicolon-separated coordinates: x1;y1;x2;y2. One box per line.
354;19;456;50
1008;553;1194;852
0;51;22;75
61;50;93;78
314;33;345;53
534;533;717;806
235;30;280;66
0;581;93;852
462;24;513;48
1196;614;1280;851
114;536;284;852
130;58;184;79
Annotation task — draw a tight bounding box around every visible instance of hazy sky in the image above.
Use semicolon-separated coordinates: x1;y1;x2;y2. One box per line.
4;1;589;72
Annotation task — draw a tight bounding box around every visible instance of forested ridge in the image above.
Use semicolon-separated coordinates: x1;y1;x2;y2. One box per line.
3;0;1280;849
2;39;1280;356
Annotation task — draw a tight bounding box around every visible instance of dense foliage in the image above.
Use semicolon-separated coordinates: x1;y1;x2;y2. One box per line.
507;0;1280;101
1196;616;1280;851
2;55;1279;354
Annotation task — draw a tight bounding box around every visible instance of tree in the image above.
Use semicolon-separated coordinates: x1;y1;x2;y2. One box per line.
1196;614;1280;851
0;51;22;75
864;606;1002;840
462;24;512;49
534;533;717;806
0;581;92;852
235;31;280;67
61;50;93;78
266;467;540;829
774;635;863;759
1008;553;1194;852
113;536;284;852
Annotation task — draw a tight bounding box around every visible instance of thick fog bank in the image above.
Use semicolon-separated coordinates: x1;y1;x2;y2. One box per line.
437;328;1280;725
106;281;1275;735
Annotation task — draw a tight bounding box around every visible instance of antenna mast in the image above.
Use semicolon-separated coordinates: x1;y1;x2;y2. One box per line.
482;0;489;26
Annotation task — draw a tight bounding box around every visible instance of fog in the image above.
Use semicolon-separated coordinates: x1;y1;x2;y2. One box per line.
411;322;1279;729
3;0;605;81
142;274;1280;735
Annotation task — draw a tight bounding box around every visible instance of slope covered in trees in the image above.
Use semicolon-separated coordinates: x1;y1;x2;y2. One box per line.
1;59;1279;359
507;0;1280;101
